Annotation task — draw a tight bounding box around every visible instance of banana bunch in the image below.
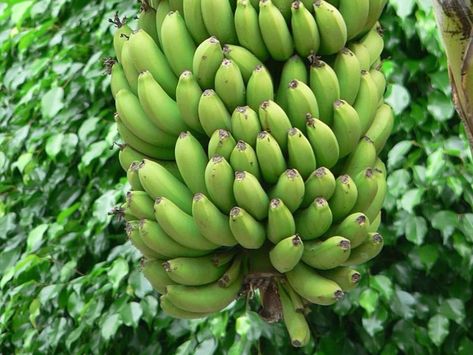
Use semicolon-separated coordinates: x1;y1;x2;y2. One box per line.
107;0;392;347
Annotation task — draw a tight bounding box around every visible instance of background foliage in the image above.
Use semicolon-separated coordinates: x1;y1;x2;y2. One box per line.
1;0;473;353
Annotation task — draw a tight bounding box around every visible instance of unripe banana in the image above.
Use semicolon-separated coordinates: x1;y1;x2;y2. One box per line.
193;37;224;89
339;0;369;40
126;190;155;220
215;59;246;112
234;171;270;220
313;0;347;55
328;212;370;248
276;55;308;111
348;42;371;71
223;44;263;83
127;161;144;191
295;197;333;240
370;67;386;102
163;255;228;286
287;128;316;180
375;158;387;177
332;99;362;158
118;144;149;172
306;116;340;169
204;155;236;213
201;0;238;44
120;40;139;94
234;0;270;61
329;175;359;222
287;80;320;132
247;65;274;112
154;197;219;250
259;100;292;151
272;0;293;20
302;167;336;208
267;198;297;244
303;236;351;270
143;259;176;294
309;59;340;125
353;70;380;134
169;0;184;12
270;169;305;212
208;129;236;160
126;221;163;259
128;30;177;98
365;103;394;154
319;267;361;291
192;193;238;246
281;281;305;312
176;71;205;134
138;159;193;214
256;131;287;184
157;160;184;183
111;62;131;99
183;0;210;43
138;5;159;44
155;0;171;47
198;89;232;137
291;1;320;57
286;263;344;305
351;168;379;214
229;207;266;249
229;141;261;179
160;295;211;319
112;17;132;63
231;106;262;146
368;212;381;233
218;255;243;287
259;0;294;61
360;24;384;67
343;136;377;177
269;235;304;273
364;168;387;222
343;232;384;266
362;0;387;35
334;48;362;105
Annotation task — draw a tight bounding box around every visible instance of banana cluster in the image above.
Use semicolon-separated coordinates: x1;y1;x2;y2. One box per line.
108;0;392;347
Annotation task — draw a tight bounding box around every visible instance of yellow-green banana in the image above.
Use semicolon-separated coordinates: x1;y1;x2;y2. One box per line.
334;48;362;105
287;128;316;180
247;65;274;112
272;0;292;20
368;212;381;232
163;255;228;286
295;197;333;240
291;1;320;57
118;145;150;172
362;1;387;36
329;175;359;222
364;168;387;222
269;235;304;273
270;169;305;213
160;295;211;319
302;236;351;270
120;40;139;94
306;116;340;169
287;80;320;132
348;42;371;71
360;23;384;67
343;136;377;177
231;106;262;146
229;141;261;179
138;5;159;44
218;255;243;287
183;0;210;43
126;221;164;259
155;0;171;47
214;59;246;112
229;207;266;249
201;0;238;44
169;0;184;12
223;44;263;82
353;70;380;134
267;198;296;244
110;62;131;99
127;161;144;191
258;100;292;151
319;267;361;291
208;129;236;160
143;259;176;294
111;15;132;63
351;168;378;214
126;190;155;220
204;155;236;213
328;212;369;248
193;37;224;89
313;0;347;55
332;99;362;158
365;103;394;154
339;0;369;40
343;232;383;265
370;67;386;102
256;131;287;184
302;167;336;207
176;71;205;134
233;171;269;220
277;55;308;111
198;89;232;137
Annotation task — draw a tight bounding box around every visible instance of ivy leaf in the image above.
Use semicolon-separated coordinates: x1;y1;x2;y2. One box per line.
428;314;449;346
41;87;64;118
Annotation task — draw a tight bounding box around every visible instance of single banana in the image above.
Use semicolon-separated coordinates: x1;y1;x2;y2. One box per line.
154;197;219;250
118;144;149;172
348;42;371;71
126;190;155;220
259;0;294;61
370;67;386;102
143;259;176;294
256;131;287;184
198;89;232;137
231;106;261;146
360;23;384;67
258;100;292;151
281;281;305;312
127;161;144;191
218;255;243;287
332;99;362;158
276;55;308;111
160;295;211;319
229;140;261;179
208;129;236;160
201;0;238;44
342;136;377;177
287;80;320;132
183;0;210;43
138;159;193;214
110;62;131;99
155;0;171;47
192;193;238;246
267;198;297;244
303;236;351;270
306;115;340;169
270;169;305;213
329;175;359;222
301;167;336;208
334;48;362;105
233;171;270;220
272;0;293;20
351;168;379;214
169;0;184;12
223;44;263;83
295;197;333;240
193;37;224;89
269;235;304;273
309;58;340;125
361;0;387;35
229;207;266;249
247;65;274;112
111;15;132;62
234;0;270;61
214;59;246;112
319;267;361;291
286;263;344;305
163;255;228;286
364;168;387;222
339;0;369;40
120;40;139;94
368;211;381;232
342;232;384;266
313;0;347;55
327;212;370;248
287;128;316;180
375;158;387;177
176;71;205;134
291;1;320;57
204;155;236;213
126;221;164;259
365;103;394;154
353;70;379;134
138;4;159;44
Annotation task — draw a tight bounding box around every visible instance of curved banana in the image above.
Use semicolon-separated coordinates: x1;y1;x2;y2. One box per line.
361;0;387;35
183;0;210;43
319;267;361;291
126;190;155;220
287;128;316;180
155;0;171;47
334;48;362;105
287;80;320;132
351;168;379;214
201;0;238;44
126;221;164;259
120;40;139;94
360;23;384;67
267;198;296;244
270;169;305;213
138;5;159;44
256;131;287;184
208;129;236;160
302;236;351;270
365;103;394;154
231;106;261;147
118;144;150;172
204;155;236;213
339;0;369;40
328;212;370;248
332;99;362;158
127;161;143;191
198;89;232;137
247;65;274;112
269;235;304;273
176;71;205;134
111;62;131;99
368;212;381;233
218;255;243;287
342;232;384;266
258;100;292;151
348;42;371;71
342;136;377;177
160;295;211;319
306;116;340;169
214;59;246;112
295;197;333;240
353;70;379;134
234;171;270;220
370;67;386;102
169;0;184;12
276;55;308;111
112;15;132;63
313;0;347;55
163;255;228;286
143;259;176;294
229;207;266;249
229;140;261;179
291;1;320;57
223;44;263;83
364;168;387;222
329;175;359;222
302;167;336;208
193;37;224;89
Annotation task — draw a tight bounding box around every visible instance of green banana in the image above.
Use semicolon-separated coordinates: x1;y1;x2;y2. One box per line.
120;40;139;94
163;255;228;286
327;212;369;248
319;267;361;291
176;71;205;134
208;129;236;160
352;168;379;214
231;106;261;146
309;58;340;125
204;155;236;213
183;0;210;43
198;89;232;137
127;161;144;191
233;171;269;220
291;1;320;57
214;59;246;112
192;193;238;247
339;0;369;40
223;44;263;83
368;212;381;233
306;116;340;169
313;0;347;55
155;0;171;48
375;158;387;177
270;169;305;213
364;168;387;222
175;132;209;195
169;0;184;12
334;48;362;105
269;235;304;273
287;80;320;132
348;42;371;71
332;99;362;158
218;255;243;287
256;131;287;184
286;263;344;305
118;144;150;172
272;0;292;20
126;221;164;259
138;159;193;214
229;207;266;249
267;198;297;244
343;136;377;177
128;29;177;98
143;259;176;294
126;190;155;220
329;175;359;222
370;67;386;102
111;15;132;63
201;0;238;44
281;281;305;312
343;232;384;266
295;197;333;240
156;160;183;183
302;167;336;208
229;140;261;179
287;128;316;180
302;236;351;270
160;295;211;319
110;62;131;99
258;100;292;151
154;197;219;250
354;70;380;134
361;0;387;34
193;37;224;89
247;65;274;112
360;23;384;67
234;0;269;61
276;55;308;111
259;0;294;61
365;103;394;154
138;4;159;44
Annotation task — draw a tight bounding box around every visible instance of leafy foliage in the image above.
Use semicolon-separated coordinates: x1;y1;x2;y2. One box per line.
0;0;472;353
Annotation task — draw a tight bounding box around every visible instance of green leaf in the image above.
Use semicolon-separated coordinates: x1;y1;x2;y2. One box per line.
107;258;129;291
26;224;48;252
418;245;439;270
385;84;411;114
359;289;379;315
388;141;413;169
431;211;458;240
390;0;415;18
400;189;424;213
41;87;64;119
427;90;455;121
370;275;394;301
428;314;449;346
391;289;416;319
404;216;427;245
439;298;465;325
101;313;122;341
120;302;143;328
